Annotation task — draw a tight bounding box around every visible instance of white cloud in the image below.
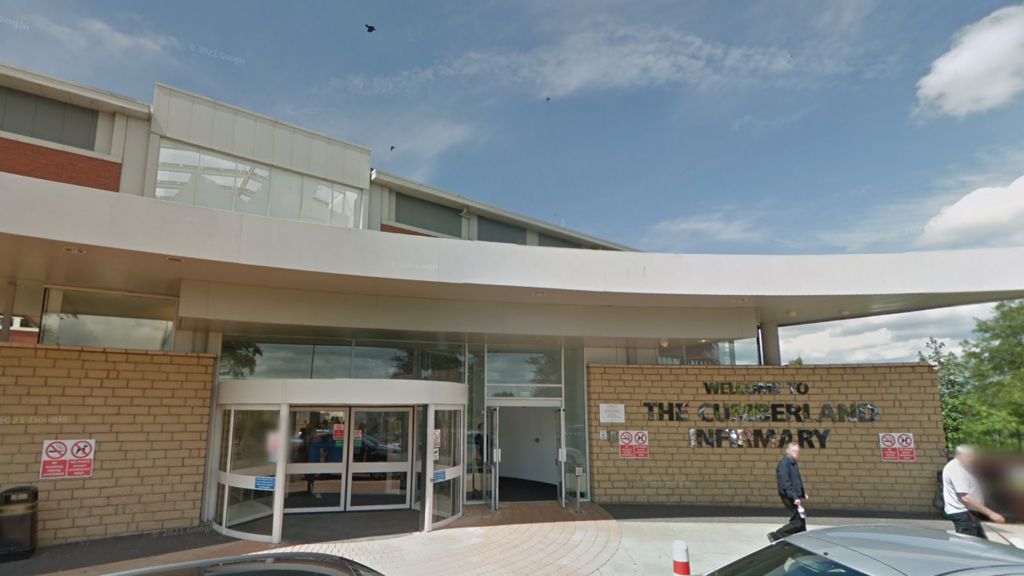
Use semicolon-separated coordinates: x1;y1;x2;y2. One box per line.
916;173;1024;248
641;210;766;252
781;303;994;364
916;4;1024;117
336;22;797;99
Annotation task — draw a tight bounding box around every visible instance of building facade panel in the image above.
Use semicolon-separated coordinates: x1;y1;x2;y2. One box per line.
0;343;216;545
587;364;945;513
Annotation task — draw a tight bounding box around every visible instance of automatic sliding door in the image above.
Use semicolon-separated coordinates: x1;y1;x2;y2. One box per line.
348;408;412;510
285;408;348;512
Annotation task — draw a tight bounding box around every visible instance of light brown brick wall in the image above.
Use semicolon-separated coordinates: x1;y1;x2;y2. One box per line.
587;364;946;514
0;343;216;545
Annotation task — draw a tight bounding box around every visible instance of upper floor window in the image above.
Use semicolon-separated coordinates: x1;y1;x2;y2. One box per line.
477;216;526;245
538;233;579;248
394;193;462;237
0;86;98;150
155;139;366;229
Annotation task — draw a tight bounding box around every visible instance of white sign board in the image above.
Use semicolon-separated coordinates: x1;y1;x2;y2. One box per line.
599;403;626;424
41;439;95;479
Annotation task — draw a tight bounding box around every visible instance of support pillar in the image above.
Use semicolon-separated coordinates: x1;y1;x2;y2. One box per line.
760;322;781;366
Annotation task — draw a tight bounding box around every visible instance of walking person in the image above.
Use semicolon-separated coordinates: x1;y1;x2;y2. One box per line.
943;445;1005;538
768;442;808;542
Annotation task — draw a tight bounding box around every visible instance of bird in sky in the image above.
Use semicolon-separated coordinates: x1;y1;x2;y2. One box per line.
390;145;395;151
365;24;376;33
545;97;551;102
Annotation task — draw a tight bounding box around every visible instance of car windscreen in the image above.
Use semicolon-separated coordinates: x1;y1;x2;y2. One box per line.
707;542;870;576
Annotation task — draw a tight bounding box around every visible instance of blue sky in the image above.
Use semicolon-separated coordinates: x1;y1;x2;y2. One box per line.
1;0;1022;361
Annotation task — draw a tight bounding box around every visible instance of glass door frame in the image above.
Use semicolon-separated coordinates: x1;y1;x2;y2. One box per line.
212;403;289;544
284;406;350;514
483;398;566;510
424;403;466;532
346;406;414;511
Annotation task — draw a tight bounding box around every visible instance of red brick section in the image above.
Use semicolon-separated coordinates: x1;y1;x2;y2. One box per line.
381;223;436;237
0;136;122;192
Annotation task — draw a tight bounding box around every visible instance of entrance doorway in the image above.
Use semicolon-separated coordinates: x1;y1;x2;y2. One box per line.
485;403;565;510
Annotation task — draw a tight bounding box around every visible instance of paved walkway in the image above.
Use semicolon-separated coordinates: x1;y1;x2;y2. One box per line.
267;503;620;576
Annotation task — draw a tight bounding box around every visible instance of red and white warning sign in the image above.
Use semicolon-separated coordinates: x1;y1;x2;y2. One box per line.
40;439;95;479
879;432;916;462
618;430;650;459
333;424;345;440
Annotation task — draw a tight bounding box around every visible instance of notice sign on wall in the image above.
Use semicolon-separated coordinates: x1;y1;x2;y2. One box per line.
599;403;626;424
618;430;650;459
40;439;95;479
879;432;916;462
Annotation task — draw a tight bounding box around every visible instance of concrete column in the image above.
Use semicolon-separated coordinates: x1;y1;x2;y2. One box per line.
0;282;15;343
760;322;781;366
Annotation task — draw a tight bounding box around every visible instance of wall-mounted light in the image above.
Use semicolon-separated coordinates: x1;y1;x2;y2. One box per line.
166;256;184;263
62;247;86;255
659;337;670;348
370;168;377;181
731;297;748;303
786;310;798;318
531;290;546;296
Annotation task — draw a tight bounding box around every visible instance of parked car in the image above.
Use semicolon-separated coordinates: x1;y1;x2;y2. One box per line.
706;525;1024;576
102;551;384;576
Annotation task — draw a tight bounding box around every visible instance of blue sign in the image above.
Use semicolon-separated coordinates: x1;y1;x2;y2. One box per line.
254;476;275;491
431;470;445;483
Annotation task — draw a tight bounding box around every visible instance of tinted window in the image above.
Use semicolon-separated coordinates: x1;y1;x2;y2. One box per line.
0;86;97;150
477;216;526;244
538;233;579;248
394;192;462;237
708;542;869;576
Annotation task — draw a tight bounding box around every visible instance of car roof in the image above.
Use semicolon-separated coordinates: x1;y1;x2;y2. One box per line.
101;551;379;576
788;525;1024;576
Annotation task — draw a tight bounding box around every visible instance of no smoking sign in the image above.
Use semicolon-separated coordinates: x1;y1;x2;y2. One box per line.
41;438;96;479
879;432;915;462
618;430;650;459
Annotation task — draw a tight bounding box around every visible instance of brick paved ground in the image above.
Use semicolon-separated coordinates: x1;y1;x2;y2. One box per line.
267;503;621;576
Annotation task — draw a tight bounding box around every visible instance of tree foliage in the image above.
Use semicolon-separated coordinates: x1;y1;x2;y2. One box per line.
921;300;1024;452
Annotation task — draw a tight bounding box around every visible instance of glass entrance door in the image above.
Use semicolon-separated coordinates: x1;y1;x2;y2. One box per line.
286;408;348;513
348;408;412;510
485;405;499;511
426;404;464;530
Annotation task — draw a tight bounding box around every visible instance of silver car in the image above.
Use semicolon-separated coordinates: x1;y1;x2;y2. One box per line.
706;525;1024;576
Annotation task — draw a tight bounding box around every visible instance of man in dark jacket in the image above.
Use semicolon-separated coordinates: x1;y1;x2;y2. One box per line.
769;441;807;542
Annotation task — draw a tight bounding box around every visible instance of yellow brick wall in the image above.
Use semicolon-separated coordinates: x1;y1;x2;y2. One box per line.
587;364;946;514
0;343;216;545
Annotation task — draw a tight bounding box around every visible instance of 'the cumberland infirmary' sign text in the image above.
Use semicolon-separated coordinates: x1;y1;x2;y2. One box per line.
643;381;880;449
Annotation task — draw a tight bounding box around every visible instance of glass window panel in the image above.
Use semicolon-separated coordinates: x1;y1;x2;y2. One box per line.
195;150;236;210
228;409;278;475
330;185;361;229
486;385;562;398
218;342;313;379
214;482;226;525
0;87;7;125
353;343;415;379
432;476;461;524
434;409;461;469
300;177;332;224
733;338;760;365
40;289;175;351
269;169;302;219
219;409;231;472
350;472;407;507
312;344;353;378
563;343;588;499
31;97;65;143
2;89;36;136
466;344;487;501
156;141;199;203
233;159;270;216
285;473;342;509
61;105;98;150
486;347;562;384
224;486;273;533
477;217;526;244
538;233;579;248
394;193;462;237
352;411;409;463
290;409;347;464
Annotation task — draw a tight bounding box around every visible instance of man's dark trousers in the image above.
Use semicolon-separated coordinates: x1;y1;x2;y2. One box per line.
772;496;806;539
949;511;987;538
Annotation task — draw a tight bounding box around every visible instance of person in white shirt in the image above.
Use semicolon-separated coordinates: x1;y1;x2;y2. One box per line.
942;445;1005;538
